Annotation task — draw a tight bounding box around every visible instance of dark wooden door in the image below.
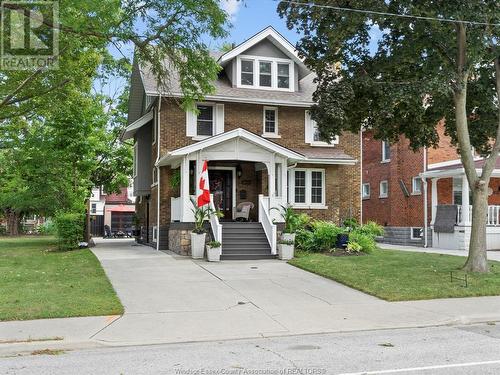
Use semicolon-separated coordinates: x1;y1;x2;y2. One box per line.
209;170;233;221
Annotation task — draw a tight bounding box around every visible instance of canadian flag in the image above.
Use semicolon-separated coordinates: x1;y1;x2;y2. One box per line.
197;160;211;207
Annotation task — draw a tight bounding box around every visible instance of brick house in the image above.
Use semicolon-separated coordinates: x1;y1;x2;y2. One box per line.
363;122;500;250
122;27;361;259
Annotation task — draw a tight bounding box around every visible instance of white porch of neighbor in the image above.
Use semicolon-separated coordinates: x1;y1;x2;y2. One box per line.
159;129;307;255
422;166;500;251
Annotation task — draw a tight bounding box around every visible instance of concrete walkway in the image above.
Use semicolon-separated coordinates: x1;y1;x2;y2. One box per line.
3;239;500;355
379;243;500;261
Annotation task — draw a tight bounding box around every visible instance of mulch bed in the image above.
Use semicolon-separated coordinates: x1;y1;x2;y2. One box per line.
324;249;367;257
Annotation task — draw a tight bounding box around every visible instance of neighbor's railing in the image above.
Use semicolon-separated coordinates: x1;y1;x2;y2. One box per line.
455;205;500;226
258;194;277;255
209;194;222;243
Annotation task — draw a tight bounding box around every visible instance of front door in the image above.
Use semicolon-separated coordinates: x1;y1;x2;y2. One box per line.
209;169;233;221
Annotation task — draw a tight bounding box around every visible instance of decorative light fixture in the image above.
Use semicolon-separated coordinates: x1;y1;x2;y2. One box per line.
236;164;243;178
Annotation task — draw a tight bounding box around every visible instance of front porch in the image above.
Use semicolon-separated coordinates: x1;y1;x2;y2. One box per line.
423;161;500;251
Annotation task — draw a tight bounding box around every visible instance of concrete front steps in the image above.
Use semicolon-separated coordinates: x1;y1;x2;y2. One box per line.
221;222;276;260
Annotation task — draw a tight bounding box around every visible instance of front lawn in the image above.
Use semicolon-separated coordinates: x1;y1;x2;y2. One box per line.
289;249;500;301
0;236;123;321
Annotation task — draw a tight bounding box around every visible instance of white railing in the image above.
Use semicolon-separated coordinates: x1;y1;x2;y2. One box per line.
258;194;277;255
455;205;500;226
171;197;182;222
209;194;222;243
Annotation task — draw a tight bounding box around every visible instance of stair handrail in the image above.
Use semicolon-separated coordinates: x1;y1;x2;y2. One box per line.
209;194;222;243
258;194;277;255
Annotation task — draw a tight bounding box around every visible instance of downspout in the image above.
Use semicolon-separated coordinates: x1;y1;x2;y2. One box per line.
423;147;428;248
156;96;162;251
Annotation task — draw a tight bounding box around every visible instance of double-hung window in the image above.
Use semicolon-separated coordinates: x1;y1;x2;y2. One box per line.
362;183;371;199
263;107;278;136
379;180;389;198
277;63;290;89
91;203;97;214
382;141;391;162
196;105;214;136
305;110;339;146
240;59;254;86
412;177;422;195
259;61;272;87
290;169;326;207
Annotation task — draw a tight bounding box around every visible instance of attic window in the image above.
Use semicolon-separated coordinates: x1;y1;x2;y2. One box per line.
277;63;290;89
259;61;272;87
241;59;254;86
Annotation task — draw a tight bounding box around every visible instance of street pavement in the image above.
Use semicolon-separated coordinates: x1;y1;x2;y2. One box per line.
2;239;500;358
2;323;500;374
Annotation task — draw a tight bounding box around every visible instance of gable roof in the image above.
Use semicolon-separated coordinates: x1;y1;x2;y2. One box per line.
217;26;307;72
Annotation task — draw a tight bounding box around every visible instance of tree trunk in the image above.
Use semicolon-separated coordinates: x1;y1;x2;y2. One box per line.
464;185;489;273
5;209;19;236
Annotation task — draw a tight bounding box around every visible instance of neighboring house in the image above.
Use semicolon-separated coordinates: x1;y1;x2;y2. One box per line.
362;122;500;250
123;26;361;259
90;186;136;236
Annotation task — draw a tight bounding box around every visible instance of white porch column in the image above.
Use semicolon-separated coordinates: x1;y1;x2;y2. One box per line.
281;158;288;203
431;178;438;224
461;173;470;225
180;155;190;222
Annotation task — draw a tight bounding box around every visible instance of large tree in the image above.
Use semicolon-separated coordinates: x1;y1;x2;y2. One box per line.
278;1;499;272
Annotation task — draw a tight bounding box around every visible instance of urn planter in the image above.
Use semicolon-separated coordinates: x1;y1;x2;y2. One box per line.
190;232;206;259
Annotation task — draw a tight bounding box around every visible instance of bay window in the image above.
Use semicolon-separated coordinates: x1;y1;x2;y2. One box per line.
289;169;326;207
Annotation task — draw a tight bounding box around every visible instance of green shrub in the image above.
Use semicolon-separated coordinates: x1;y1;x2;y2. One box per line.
38;220;56;235
346;241;362;253
356;221;384;237
348;231;377;253
343;217;359;229
0;225;6;236
295;229;316;252
311;221;345;252
54;212;84;251
207;241;221;248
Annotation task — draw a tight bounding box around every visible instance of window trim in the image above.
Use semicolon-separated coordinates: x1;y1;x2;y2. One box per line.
133;142;138;178
262;106;280;138
379;180;389;198
91;203;97;214
410;227;423;240
236;55;295;92
288;168;327;208
152;226;158;243
362;183;371;199
240;58;255;87
412;176;422;195
381;140;391;162
259;60;272;88
152;167;158;187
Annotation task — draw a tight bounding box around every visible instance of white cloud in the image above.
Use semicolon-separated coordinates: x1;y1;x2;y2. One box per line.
220;0;241;21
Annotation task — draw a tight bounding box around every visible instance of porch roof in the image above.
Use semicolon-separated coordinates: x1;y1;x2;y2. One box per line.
421;158;500;178
157;128;357;167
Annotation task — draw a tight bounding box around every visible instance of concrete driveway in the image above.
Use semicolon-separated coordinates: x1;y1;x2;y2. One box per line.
87;239;500;346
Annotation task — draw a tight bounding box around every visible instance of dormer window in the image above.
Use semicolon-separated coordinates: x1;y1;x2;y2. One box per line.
277;63;290;89
259;61;272;87
241;59;254;86
236;56;294;91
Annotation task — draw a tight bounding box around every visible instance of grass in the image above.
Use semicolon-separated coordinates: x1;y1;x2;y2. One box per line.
289;249;500;301
0;236;123;321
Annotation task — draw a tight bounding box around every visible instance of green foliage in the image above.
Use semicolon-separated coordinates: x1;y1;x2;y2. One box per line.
355;221;385;237
278;239;295;245
38;220;56;235
343;217;359;229
346;241;362;253
348;231;377;254
207;241;221;248
0;226;6;236
272;205;305;233
170;169;181;189
296;221;345;252
54;212;84;251
190;199;221;234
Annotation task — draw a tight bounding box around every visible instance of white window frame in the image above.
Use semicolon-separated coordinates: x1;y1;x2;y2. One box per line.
262;106;280;138
305;110;339;147
152;226;158;242
152;167;158;187
412;176;422;195
362;183;371;199
91;203;97;214
133;142;138;178
258;60;272;88
275;163;282;197
379;180;389;198
288;168;327;209
410;227;423;240
236;55;295;92
382;141;391;162
195;103;215;139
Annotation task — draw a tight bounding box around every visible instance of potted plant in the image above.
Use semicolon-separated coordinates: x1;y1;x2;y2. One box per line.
190;201;212;259
271;205;300;242
278;239;295;260
206;241;222;262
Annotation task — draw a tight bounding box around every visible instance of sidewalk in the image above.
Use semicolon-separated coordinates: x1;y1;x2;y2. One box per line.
379;243;500;261
2;239;500;356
